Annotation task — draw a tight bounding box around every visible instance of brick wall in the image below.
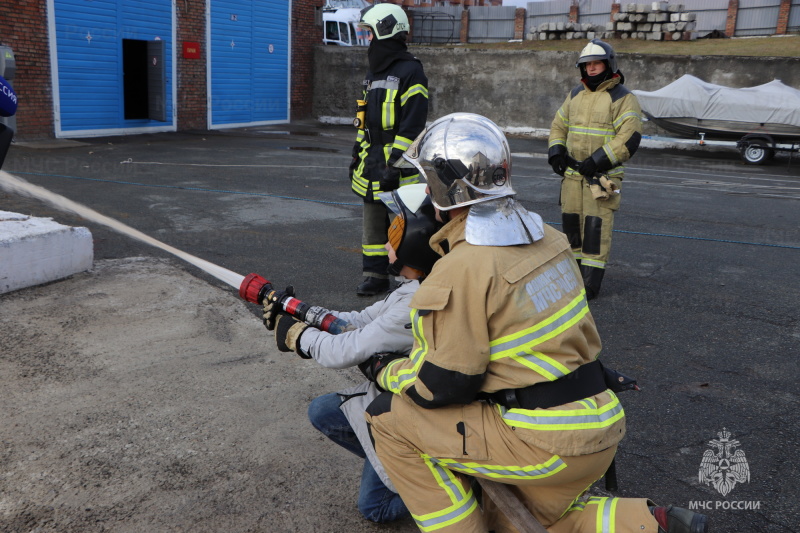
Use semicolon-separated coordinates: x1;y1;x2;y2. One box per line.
0;0;54;139
291;0;324;120
177;0;207;130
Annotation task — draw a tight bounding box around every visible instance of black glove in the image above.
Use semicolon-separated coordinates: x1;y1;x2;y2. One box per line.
379;164;401;192
262;285;295;331
358;352;406;384
578;157;598;178
274;312;310;357
548;152;567;176
349;143;360;174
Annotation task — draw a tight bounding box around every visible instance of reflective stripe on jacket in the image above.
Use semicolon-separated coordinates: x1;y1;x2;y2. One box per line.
377;211;625;456
548;75;642;180
351;58;429;201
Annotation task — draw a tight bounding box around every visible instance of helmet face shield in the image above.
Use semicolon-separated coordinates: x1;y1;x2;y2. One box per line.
378;183;442;275
397;113;514;211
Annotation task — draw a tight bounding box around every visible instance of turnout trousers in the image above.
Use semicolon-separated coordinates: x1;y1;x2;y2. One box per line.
366;393;658;533
362;200;391;280
560;175;622;270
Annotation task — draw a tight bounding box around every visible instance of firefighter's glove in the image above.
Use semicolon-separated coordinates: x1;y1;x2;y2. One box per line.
380;164;401;192
349;143;360;173
578;157;598;178
262;285;295;331
358;352;405;385
548;152;567;176
274;312;311;358
599;176;619;194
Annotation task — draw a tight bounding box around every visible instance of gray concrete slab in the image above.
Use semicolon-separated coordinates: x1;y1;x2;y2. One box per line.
1;122;798;532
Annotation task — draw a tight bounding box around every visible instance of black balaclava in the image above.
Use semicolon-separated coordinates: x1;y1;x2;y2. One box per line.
581;60;614;91
368;35;416;73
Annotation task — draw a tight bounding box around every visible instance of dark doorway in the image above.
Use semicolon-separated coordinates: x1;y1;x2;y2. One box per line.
122;39;149;120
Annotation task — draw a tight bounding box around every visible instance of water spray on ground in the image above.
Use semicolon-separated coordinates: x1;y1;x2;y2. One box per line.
0;170;246;289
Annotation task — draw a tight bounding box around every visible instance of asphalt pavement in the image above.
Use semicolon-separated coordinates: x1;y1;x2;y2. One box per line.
1;120;799;532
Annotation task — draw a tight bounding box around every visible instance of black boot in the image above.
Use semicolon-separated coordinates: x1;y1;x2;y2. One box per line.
580;265;605;301
356;276;389;296
650;505;708;533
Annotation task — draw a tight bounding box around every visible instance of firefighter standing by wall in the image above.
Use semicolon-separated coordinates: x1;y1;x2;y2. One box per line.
362;113;707;533
350;4;429;296
548;39;642;300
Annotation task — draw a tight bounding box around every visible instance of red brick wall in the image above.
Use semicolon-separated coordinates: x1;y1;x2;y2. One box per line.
177;0;207;130
726;0;739;37
0;0;54;139
776;0;791;34
291;0;324;120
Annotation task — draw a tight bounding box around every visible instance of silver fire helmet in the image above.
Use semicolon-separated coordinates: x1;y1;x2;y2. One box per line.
394;113;515;211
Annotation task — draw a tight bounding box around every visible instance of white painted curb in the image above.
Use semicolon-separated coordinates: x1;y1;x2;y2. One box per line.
0;210;93;294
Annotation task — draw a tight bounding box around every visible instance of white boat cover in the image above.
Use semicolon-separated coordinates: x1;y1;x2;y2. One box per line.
632;74;800;127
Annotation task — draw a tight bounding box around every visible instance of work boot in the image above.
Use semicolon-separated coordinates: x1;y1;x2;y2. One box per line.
580;265;605;301
650;505;709;533
356;276;389;296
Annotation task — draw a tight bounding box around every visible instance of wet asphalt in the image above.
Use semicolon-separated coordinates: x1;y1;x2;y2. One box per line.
2;121;799;532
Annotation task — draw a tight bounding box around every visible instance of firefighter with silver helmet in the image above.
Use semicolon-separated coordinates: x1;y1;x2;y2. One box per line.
350;3;429;297
362;113;707;533
548;39;642;300
268;184;441;523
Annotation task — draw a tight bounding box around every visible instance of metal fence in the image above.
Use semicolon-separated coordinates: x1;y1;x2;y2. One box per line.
467;6;518;43
791;0;800;31
408;6;462;44
413;0;798;43
684;0;729;36
525;0;571;36
573;0;615;29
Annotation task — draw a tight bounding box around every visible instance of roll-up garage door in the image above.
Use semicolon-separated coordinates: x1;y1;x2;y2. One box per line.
50;0;175;137
209;0;290;128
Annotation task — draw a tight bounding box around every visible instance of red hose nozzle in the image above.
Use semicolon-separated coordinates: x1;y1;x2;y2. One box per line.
239;273;272;304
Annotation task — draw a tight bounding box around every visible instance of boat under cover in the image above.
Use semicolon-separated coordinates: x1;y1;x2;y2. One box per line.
632;75;800;141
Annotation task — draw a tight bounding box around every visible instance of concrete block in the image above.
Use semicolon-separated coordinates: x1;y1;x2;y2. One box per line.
586;31;595;39
606;21;617;31
0;211;93;294
671;13;681;22
556;21;566;31
624;3;637;13
639;23;653;31
647;31;664;40
668;3;684;11
680;12;696;21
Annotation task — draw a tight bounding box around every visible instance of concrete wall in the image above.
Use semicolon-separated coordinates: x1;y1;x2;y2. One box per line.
313;45;800;134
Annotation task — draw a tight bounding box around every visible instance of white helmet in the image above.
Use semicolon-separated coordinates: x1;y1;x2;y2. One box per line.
394;113;515;211
358;4;409;40
576;39;618;74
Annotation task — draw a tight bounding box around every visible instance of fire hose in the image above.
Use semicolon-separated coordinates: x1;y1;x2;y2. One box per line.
565;156;619;199
239;273;354;335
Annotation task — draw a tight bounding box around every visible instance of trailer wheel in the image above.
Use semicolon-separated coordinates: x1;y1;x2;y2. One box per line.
740;139;774;165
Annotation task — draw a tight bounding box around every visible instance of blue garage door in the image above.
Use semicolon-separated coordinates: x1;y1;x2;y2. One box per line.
51;0;174;137
209;0;290;127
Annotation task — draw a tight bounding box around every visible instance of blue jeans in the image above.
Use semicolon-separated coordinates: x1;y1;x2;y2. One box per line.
308;392;409;523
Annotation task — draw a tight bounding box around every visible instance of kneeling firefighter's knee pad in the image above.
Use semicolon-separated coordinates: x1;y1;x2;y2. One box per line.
583;216;602;255
562;213;582;249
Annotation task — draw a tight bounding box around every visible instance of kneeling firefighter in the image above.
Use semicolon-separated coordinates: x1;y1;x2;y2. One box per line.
362;113;706;533
350;3;429;297
267;184;442;523
548;39;642;300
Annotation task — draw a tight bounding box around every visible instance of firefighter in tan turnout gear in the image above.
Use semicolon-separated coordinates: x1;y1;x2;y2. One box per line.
548;39;642;300
361;113;707;533
350;3;429;296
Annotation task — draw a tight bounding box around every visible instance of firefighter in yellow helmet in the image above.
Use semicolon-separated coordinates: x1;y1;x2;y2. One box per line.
548;39;642;300
350;3;429;296
362;113;707;533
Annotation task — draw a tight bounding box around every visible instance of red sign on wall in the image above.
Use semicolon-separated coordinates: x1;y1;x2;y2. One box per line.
183;42;200;59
